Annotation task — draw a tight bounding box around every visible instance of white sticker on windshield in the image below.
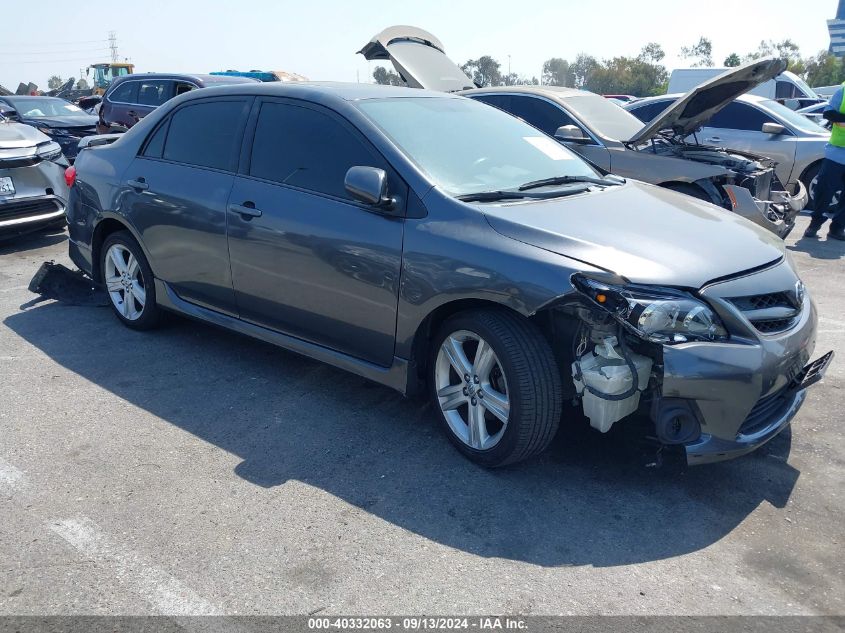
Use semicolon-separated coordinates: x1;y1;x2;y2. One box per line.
523;136;573;160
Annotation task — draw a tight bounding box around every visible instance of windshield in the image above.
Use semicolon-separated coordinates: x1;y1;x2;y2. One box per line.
357;96;598;197
560;93;644;141
789;74;817;99
760;99;830;135
7;98;83;118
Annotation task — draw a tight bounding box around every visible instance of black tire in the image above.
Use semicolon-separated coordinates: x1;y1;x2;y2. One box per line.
663;182;714;203
800;161;821;203
429;309;562;467
100;230;161;331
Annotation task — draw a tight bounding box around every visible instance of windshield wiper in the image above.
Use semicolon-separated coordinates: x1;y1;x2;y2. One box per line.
457;187;591;203
517;175;624;191
457;191;533;202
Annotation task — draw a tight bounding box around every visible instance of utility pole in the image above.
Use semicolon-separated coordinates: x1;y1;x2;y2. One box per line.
108;31;118;63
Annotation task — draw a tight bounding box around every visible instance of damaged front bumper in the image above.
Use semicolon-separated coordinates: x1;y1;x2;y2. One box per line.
654;263;829;465
723;179;807;239
680;351;832;465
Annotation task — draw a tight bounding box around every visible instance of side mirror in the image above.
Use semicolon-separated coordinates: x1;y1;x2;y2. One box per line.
762;122;786;135
345;166;394;208
0;108;18;121
554;124;586;142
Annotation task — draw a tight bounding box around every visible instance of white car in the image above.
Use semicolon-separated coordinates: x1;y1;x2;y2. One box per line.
626;93;830;197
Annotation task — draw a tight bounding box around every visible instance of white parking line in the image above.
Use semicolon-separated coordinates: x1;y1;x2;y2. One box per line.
0;456;25;492
49;516;222;616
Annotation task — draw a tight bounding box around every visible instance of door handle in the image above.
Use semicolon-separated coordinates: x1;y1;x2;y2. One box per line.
228;202;262;218
127;178;148;191
705;136;722;143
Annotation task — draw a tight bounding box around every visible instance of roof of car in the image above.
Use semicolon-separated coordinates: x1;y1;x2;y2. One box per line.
170;81;453;102
463;85;587;99
111;73;259;85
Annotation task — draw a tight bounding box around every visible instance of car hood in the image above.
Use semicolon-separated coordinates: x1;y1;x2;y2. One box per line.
480;181;784;288
22;114;98;130
0;119;51;148
627;58;787;145
359;25;477;92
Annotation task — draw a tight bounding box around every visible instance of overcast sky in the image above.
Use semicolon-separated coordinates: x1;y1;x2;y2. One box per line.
0;0;837;91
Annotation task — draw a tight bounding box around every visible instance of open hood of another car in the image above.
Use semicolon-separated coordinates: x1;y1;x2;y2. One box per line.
359;25;477;92
627;58;787;145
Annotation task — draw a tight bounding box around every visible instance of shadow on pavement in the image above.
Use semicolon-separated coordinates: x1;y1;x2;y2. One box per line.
789;235;845;260
4;302;800;568
0;228;67;255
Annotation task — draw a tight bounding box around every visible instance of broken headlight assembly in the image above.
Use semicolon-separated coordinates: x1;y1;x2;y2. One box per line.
571;274;728;344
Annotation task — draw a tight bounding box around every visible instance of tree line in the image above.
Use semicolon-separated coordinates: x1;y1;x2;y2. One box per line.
373;38;845;96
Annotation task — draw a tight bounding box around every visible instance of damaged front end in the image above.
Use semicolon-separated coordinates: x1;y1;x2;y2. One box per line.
649;138;806;239
546;265;831;465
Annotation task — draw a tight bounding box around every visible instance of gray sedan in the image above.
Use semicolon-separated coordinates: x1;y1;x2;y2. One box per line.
67;82;830;467
627;93;830;196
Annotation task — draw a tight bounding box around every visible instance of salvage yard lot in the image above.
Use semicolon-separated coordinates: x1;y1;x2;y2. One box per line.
0;217;843;616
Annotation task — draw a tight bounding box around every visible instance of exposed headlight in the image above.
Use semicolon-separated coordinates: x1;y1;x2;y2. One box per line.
572;274;728;344
36;126;54;135
36;141;63;161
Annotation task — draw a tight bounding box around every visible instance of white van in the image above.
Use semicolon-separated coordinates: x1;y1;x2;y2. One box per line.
668;67;821;109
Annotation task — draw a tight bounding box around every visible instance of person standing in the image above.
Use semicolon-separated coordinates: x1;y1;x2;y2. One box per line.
805;84;845;241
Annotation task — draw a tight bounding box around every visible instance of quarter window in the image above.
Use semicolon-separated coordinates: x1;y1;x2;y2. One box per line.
249;102;384;200
161;100;247;171
142;121;168;158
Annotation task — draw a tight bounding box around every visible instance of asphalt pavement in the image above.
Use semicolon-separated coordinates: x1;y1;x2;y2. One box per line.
0;217;842;616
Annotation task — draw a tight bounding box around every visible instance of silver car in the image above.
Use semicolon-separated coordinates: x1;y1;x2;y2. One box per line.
626;93;830;198
360;27;807;238
0;112;68;239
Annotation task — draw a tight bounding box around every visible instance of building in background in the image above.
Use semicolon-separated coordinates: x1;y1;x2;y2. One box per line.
829;0;845;56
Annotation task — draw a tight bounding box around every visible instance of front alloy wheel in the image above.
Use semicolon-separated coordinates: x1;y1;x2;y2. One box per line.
430;310;562;467
435;330;510;451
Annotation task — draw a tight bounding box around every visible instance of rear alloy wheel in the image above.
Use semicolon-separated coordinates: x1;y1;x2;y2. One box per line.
430;310;562;467
101;231;160;330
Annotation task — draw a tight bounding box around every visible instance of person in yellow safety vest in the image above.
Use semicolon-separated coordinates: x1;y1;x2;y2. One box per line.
806;84;845;241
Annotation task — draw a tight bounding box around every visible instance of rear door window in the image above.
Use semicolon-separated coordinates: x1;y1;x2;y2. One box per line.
249;102;389;201
505;95;578;136
629;99;673;123
136;80;172;107
707;102;776;131
108;81;138;104
161;99;249;171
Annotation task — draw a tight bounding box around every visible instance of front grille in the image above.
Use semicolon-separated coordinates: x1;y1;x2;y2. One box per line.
738;387;792;436
731;292;793;311
754;318;794;334
0;198;61;223
729;291;801;335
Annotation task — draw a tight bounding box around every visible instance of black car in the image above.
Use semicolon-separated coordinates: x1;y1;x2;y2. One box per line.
0;96;97;162
97;73;257;134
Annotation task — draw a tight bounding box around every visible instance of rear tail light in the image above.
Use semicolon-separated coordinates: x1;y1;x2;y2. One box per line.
64;166;76;187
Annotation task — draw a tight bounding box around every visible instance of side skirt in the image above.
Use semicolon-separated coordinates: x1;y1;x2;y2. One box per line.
154;279;412;395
